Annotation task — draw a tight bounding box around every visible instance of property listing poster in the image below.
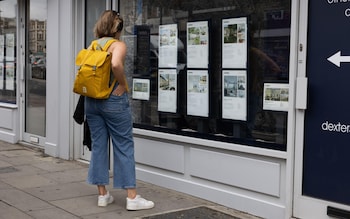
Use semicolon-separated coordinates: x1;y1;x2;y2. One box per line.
187;70;209;117
222;70;247;121
263;83;289;112
158;24;178;68
132;78;150;100
0;35;4;61
5;62;15;91
158;69;177;113
222;17;247;69
6;34;15;62
187;21;209;68
0;63;3;90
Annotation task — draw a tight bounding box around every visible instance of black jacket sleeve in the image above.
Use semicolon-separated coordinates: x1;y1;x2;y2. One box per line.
73;95;92;151
73;95;85;125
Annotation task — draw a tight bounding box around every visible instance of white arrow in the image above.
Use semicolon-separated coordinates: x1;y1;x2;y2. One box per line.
327;51;350;67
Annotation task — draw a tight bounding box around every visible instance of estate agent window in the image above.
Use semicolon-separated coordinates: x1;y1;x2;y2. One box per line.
0;1;17;104
121;0;291;151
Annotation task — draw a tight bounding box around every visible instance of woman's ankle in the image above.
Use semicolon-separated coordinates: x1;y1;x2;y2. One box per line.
98;185;107;196
127;188;137;199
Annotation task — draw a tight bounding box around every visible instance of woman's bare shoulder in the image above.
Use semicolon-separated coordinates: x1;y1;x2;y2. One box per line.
108;40;126;52
110;40;126;51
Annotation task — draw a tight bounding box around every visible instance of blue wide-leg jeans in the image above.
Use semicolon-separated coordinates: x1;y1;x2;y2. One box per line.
85;92;136;189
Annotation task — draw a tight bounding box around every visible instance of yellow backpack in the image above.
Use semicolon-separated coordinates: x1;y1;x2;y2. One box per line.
73;38;117;99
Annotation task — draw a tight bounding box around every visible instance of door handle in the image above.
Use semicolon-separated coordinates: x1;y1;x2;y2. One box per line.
295;77;308;110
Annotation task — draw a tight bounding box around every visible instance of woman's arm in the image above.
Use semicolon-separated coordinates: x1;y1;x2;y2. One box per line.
110;41;127;96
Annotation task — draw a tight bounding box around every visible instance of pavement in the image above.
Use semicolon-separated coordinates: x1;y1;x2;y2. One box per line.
0;140;262;219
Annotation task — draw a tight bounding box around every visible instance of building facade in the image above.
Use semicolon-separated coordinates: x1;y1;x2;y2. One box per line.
0;0;349;218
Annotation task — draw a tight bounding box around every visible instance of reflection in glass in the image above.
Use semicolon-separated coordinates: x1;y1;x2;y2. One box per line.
25;0;47;136
85;0;106;47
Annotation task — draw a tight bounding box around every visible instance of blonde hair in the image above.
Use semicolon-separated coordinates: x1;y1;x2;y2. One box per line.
94;10;123;38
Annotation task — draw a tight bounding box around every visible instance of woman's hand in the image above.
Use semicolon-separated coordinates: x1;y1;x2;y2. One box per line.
112;84;126;96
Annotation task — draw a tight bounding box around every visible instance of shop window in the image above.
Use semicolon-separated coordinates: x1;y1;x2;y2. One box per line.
121;0;291;151
84;0;108;47
0;0;17;104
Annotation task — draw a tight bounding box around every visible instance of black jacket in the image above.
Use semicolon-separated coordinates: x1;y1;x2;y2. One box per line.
73;95;91;151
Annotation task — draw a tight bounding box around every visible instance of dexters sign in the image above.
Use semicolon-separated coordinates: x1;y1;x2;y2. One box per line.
327;0;350;17
303;0;350;205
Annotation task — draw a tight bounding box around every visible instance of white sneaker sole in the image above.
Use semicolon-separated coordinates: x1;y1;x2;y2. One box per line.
98;196;114;207
127;202;155;210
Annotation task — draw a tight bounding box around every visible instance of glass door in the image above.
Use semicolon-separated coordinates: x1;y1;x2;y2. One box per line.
23;0;47;146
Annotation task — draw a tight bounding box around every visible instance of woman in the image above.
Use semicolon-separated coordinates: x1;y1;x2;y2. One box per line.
85;10;154;211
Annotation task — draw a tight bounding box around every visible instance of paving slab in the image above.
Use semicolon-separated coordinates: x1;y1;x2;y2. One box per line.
82;210;134;219
82;208;158;219
41;167;88;183
27;207;80;219
24;182;97;201
0;188;53;212
32;159;87;172
2;174;58;189
0;142;24;151
0;201;33;219
51;194;122;216
0;149;40;157
0;153;47;166
0;180;12;190
0;164;48;179
0;159;12;168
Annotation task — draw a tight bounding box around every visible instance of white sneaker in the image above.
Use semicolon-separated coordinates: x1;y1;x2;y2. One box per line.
98;191;114;207
126;195;155;210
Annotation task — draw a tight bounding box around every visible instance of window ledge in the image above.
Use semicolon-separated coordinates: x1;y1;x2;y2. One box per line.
0;103;18;109
133;128;287;159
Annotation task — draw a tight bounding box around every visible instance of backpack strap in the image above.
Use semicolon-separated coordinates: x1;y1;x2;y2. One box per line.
98;38;118;87
97;37;117;51
89;37;117;51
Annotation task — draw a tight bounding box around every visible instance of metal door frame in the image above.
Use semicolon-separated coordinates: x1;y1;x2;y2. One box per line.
18;0;47;148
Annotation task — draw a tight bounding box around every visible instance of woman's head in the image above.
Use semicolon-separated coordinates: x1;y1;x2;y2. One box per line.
94;10;124;38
